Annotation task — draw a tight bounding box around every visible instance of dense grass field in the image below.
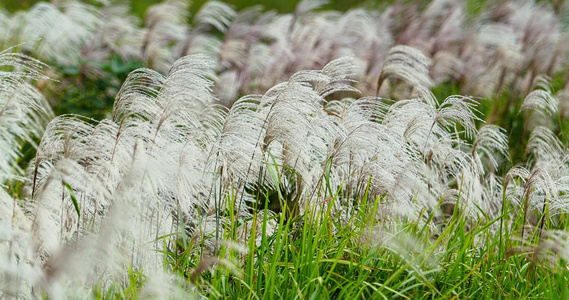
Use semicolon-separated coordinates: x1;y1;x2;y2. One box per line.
1;0;569;298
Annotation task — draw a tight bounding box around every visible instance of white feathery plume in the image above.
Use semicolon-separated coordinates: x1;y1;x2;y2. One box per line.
325;97;427;216
29;115;107;255
377;45;435;107
33;139;165;297
508;151;569;224
139;272;197;299
0;1;147;91
194;1;236;33
482;173;505;218
505;164;530;190
289;0;329;41
0;189;40;299
455;167;505;220
175;2;236;66
520;81;558;117
0;48;53;184
0;10;11;45
139;55;223;218
426;138;472;185
157;54;217;108
261;80;332;194
218;7;274;68
216;70;241;105
398;94;477;188
294;0;328;16
315;56;359;97
521;229;569;268
112;67;166;125
178;33;223;59
260;58;356;200
431;0;464;52
144;0;188;29
33;115;97;164
382;100;443;156
30;115;99;217
508;2;561;77
215;8;275;103
19;2;101;65
147;1;235;73
211;94;267;186
335;8;392;94
503;164;531;212
435;95;481;139
381;95;487;219
523;165;558;218
461;23;521;98
144;0;188;72
471;125;509;174
361;225;440;276
525;126;564;164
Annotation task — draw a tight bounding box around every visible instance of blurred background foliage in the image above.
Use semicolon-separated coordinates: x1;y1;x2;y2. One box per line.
1;0;397;16
51;55;145;119
0;0;399;121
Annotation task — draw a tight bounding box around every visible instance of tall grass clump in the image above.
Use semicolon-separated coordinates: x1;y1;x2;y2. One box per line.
0;49;516;298
2;0;569;298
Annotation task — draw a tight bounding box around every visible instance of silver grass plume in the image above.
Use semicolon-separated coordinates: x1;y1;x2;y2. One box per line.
18;2;101;66
260;57;356;203
215;7;272;103
289;0;329;37
519;127;569;220
377;45;435;107
176;1;236;61
336;8;392;93
503;164;530;215
33;139;197;298
144;0;189;72
520;77;558;117
383;99;471;180
435;95;481;139
194;1;236;33
471;125;509;176
0;47;53;184
381;94;489;219
526;126;564;164
144;0;236;73
452;125;509;219
325;97;425;218
211;94;267;185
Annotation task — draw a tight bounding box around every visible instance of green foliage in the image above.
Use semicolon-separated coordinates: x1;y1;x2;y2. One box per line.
49;55;145;121
2;0;397;18
153;183;569;299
